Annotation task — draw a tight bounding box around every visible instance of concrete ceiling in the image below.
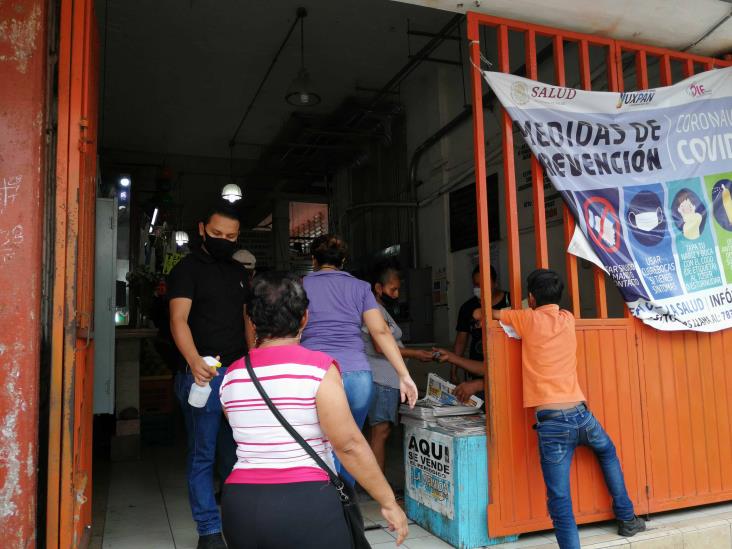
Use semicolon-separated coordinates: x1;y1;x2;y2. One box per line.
97;0;449;161
98;0;732;166
393;0;732;57
97;0;732;229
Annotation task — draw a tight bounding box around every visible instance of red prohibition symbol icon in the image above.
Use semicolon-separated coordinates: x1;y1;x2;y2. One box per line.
583;196;621;254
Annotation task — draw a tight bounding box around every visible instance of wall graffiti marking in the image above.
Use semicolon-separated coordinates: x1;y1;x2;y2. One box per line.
0;225;23;263
0;176;22;214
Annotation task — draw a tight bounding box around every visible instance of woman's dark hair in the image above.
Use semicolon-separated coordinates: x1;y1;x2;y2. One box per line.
472;265;497;280
371;258;401;289
527;268;564;307
248;272;310;340
310;234;348;267
203;200;240;225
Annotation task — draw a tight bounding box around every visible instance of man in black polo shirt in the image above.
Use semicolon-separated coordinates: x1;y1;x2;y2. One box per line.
168;201;253;549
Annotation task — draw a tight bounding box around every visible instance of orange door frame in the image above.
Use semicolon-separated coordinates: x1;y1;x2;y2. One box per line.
47;0;99;546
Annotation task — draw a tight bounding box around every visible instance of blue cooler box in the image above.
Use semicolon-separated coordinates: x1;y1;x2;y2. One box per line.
403;424;518;548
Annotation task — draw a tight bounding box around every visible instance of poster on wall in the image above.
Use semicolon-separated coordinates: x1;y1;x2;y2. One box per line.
480;65;732;332
404;426;454;519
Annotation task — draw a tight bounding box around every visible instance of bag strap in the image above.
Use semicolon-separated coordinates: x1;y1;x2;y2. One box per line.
244;354;351;502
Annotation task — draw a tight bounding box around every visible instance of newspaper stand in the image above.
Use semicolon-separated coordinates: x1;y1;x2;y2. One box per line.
402;378;519;549
403;423;518;548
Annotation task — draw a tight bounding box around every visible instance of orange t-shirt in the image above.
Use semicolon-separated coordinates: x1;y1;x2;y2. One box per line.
500;305;586;408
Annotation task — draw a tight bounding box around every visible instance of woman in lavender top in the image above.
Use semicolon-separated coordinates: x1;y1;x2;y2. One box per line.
301;235;418;486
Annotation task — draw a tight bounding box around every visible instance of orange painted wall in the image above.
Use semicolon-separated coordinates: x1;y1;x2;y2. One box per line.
0;1;47;546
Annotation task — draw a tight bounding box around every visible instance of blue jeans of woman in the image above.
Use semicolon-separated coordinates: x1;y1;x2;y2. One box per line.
174;367;237;536
335;370;374;486
536;405;635;549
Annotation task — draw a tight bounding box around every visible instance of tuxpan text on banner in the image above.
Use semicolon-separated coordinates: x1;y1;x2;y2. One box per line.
480;66;732;332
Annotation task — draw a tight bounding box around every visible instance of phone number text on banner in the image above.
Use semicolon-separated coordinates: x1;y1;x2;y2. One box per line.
481;66;732;332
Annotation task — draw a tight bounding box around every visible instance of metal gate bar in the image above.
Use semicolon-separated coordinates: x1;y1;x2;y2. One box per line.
552;36;582;315
524;29;549;269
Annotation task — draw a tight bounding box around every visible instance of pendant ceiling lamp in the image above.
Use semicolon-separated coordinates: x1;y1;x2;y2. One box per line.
286;8;321;107
175;231;189;246
222;183;243;203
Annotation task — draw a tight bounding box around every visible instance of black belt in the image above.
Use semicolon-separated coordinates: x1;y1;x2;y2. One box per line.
536;403;587;420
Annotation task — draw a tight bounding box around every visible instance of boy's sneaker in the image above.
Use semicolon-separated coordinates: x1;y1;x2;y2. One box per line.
618;516;646;537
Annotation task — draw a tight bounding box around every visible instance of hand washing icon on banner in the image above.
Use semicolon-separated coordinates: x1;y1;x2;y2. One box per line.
670;188;707;241
583;196;621;254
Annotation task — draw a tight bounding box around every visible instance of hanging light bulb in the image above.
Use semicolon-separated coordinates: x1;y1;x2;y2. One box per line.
222;183;243;203
285;8;321;107
175;231;189;246
286;68;320;106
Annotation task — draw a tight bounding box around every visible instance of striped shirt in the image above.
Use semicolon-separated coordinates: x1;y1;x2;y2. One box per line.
219;345;338;484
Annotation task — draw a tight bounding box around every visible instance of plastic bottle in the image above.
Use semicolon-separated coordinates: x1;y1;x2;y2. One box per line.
188;356;221;408
188;382;211;408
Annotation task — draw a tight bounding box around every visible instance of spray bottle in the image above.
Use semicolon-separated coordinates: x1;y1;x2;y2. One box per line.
188;356;222;408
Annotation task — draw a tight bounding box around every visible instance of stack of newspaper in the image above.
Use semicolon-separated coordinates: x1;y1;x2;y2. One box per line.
399;374;484;429
399;401;440;428
424;373;483;409
435;414;487;435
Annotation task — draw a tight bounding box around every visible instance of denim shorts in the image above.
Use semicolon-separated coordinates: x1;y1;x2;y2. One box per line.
368;383;400;426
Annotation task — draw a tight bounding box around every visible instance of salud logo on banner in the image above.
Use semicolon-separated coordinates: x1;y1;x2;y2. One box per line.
480;65;732;332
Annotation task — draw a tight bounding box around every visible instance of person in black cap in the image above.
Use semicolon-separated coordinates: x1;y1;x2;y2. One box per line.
168;201;254;549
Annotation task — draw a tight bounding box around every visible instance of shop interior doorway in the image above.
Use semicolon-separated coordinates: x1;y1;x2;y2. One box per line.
84;2;471;547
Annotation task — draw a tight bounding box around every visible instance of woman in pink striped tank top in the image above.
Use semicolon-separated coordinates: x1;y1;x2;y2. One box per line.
220;272;408;548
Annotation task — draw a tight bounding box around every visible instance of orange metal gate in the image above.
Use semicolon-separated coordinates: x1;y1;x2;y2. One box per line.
466;11;732;537
47;0;99;546
615;41;732;515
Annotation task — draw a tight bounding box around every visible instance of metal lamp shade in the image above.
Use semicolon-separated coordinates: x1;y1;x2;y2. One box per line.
221;183;243;203
285;68;321;107
174;231;189;246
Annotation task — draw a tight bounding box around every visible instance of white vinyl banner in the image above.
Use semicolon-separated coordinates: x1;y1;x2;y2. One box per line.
480;66;732;332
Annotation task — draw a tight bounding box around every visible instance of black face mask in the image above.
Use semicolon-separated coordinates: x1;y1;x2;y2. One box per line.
203;232;236;261
381;294;400;316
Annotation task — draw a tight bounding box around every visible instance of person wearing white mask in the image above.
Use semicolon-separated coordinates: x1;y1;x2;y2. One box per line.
232;249;256;271
450;266;509;385
232;249;257;287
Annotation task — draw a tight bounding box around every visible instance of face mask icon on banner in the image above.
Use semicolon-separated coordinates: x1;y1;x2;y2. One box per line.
588;209;616;248
629;207;664;232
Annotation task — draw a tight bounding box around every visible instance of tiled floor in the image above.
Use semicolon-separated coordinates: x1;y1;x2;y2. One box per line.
95;443;732;548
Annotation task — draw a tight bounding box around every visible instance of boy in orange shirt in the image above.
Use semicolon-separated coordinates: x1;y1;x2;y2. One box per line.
492;269;645;549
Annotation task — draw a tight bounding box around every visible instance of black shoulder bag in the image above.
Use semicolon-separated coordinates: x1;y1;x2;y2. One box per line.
244;356;371;549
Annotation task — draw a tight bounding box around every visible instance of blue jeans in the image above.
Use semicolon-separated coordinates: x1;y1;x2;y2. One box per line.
336;370;374;486
536;405;635;549
174;368;237;536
